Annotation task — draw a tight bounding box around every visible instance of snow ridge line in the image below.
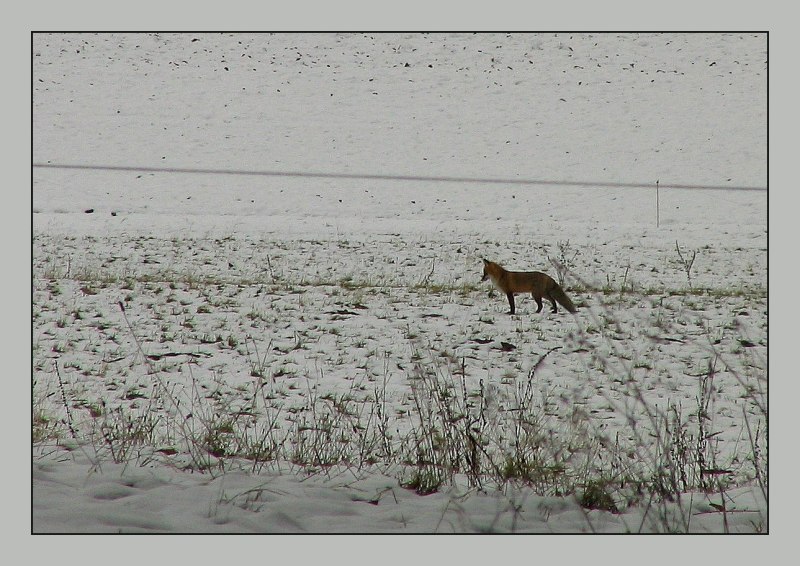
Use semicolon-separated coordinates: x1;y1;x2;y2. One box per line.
33;163;767;193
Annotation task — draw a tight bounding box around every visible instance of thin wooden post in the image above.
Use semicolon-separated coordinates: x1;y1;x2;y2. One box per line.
656;179;660;228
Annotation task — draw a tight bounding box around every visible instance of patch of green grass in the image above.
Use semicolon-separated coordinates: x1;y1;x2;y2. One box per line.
32;409;61;444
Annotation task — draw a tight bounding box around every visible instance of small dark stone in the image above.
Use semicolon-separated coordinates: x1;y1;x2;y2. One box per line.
84;209;94;214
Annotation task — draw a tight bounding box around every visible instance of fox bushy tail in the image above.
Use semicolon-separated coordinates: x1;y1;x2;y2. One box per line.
551;284;577;313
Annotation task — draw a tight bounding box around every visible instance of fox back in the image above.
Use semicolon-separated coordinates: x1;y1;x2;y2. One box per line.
481;260;554;294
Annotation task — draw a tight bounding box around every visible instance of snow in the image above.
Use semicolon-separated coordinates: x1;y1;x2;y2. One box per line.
32;31;768;538
32;448;765;533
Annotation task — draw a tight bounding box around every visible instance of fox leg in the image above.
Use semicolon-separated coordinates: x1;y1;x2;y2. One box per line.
533;295;544;313
548;294;558;313
506;293;516;315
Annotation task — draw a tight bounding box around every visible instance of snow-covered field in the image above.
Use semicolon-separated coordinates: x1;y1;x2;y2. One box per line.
32;32;767;534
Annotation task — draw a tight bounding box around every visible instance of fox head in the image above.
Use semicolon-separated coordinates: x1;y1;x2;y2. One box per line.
481;258;491;282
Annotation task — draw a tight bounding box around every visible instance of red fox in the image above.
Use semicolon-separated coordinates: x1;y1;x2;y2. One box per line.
481;259;577;315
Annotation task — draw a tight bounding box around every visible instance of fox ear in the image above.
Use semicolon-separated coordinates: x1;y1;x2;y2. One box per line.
482;258;489;264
